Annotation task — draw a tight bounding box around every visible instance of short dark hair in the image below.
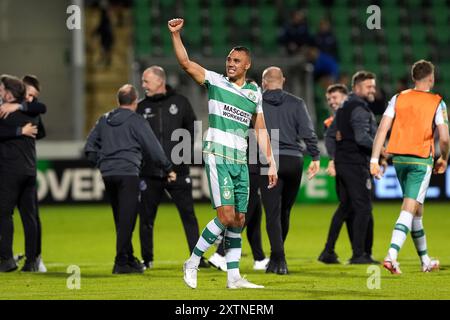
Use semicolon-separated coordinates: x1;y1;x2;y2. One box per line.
326;83;348;95
231;46;251;60
0;74;26;103
22;74;40;92
351;71;376;87
117;84;138;106
411;59;434;81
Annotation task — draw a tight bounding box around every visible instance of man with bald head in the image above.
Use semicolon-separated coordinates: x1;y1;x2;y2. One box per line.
85;84;176;274
137;66;207;269
261;66;320;274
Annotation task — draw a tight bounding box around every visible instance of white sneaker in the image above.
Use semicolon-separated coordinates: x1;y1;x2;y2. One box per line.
253;258;269;271
208;253;227;271
422;259;440;272
38;257;47;273
183;261;198;289
227;276;264;289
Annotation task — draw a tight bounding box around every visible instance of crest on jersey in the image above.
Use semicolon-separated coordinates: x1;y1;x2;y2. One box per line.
169;104;178;115
222;187;232;200
247;91;257;102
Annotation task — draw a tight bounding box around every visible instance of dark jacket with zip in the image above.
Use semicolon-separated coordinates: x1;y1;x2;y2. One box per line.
332;93;378;165
262;89;320;160
0;110;42;176
84;107;173;177
136;86;196;178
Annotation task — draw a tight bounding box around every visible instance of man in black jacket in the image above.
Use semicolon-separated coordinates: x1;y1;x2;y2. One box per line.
137;66;206;269
325;71;383;264
260;67;320;274
0;75;42;272
85;84;176;274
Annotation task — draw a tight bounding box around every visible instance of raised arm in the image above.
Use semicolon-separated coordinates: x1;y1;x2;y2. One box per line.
0;100;47;119
252;112;277;189
168;18;205;85
370;115;393;179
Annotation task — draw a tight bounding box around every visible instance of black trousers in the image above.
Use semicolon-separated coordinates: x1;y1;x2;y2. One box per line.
138;175;200;263
216;172;266;261
260;155;303;260
103;175;140;265
0;174;39;261
334;163;374;257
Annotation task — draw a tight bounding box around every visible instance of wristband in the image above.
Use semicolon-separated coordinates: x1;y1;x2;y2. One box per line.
370;158;379;164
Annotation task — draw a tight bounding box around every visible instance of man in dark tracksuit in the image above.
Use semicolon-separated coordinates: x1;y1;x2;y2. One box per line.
260;67;320;274
85;84;176;274
20;75;47;271
137;66;205;269
0;75;43;272
319;84;354;264
325;71;382;264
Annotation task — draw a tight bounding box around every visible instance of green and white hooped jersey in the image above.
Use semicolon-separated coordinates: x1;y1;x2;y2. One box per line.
203;70;263;163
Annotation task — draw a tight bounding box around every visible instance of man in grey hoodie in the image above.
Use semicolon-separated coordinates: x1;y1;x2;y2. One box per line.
260;67;320;274
85;84;176;274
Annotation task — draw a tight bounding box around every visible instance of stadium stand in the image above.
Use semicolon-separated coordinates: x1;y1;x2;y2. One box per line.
133;0;450;132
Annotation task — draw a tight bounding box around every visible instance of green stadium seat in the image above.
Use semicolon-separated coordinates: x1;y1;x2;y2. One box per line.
411;43;430;61
431;4;449;26
433;26;449;45
285;0;300;10
184;23;203;48
331;6;350;26
161;30;173;56
210;4;226;27
438;63;450;82
212;44;229;57
160;0;176;8
259;5;277;27
384;25;401;45
409;26;427;44
390;64;409;82
307;6;326;32
184;3;201;24
387;44;404;64
233;6;252;28
383;6;400;25
259;25;279;54
136;42;152;57
363;43;379;65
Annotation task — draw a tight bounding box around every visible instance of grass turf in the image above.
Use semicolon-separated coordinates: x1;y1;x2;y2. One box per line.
0;202;449;300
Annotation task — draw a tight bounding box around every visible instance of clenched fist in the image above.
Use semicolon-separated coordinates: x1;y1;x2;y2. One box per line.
168;18;184;33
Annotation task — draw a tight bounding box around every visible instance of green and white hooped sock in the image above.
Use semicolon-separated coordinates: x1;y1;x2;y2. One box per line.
224;227;242;282
388;211;414;261
411;216;431;265
189;217;225;267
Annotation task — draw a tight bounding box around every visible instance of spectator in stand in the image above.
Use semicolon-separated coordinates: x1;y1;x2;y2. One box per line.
279;10;313;56
315;18;338;59
306;45;339;86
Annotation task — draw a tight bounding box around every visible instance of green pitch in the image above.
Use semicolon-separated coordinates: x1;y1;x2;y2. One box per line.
1;202;449;300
